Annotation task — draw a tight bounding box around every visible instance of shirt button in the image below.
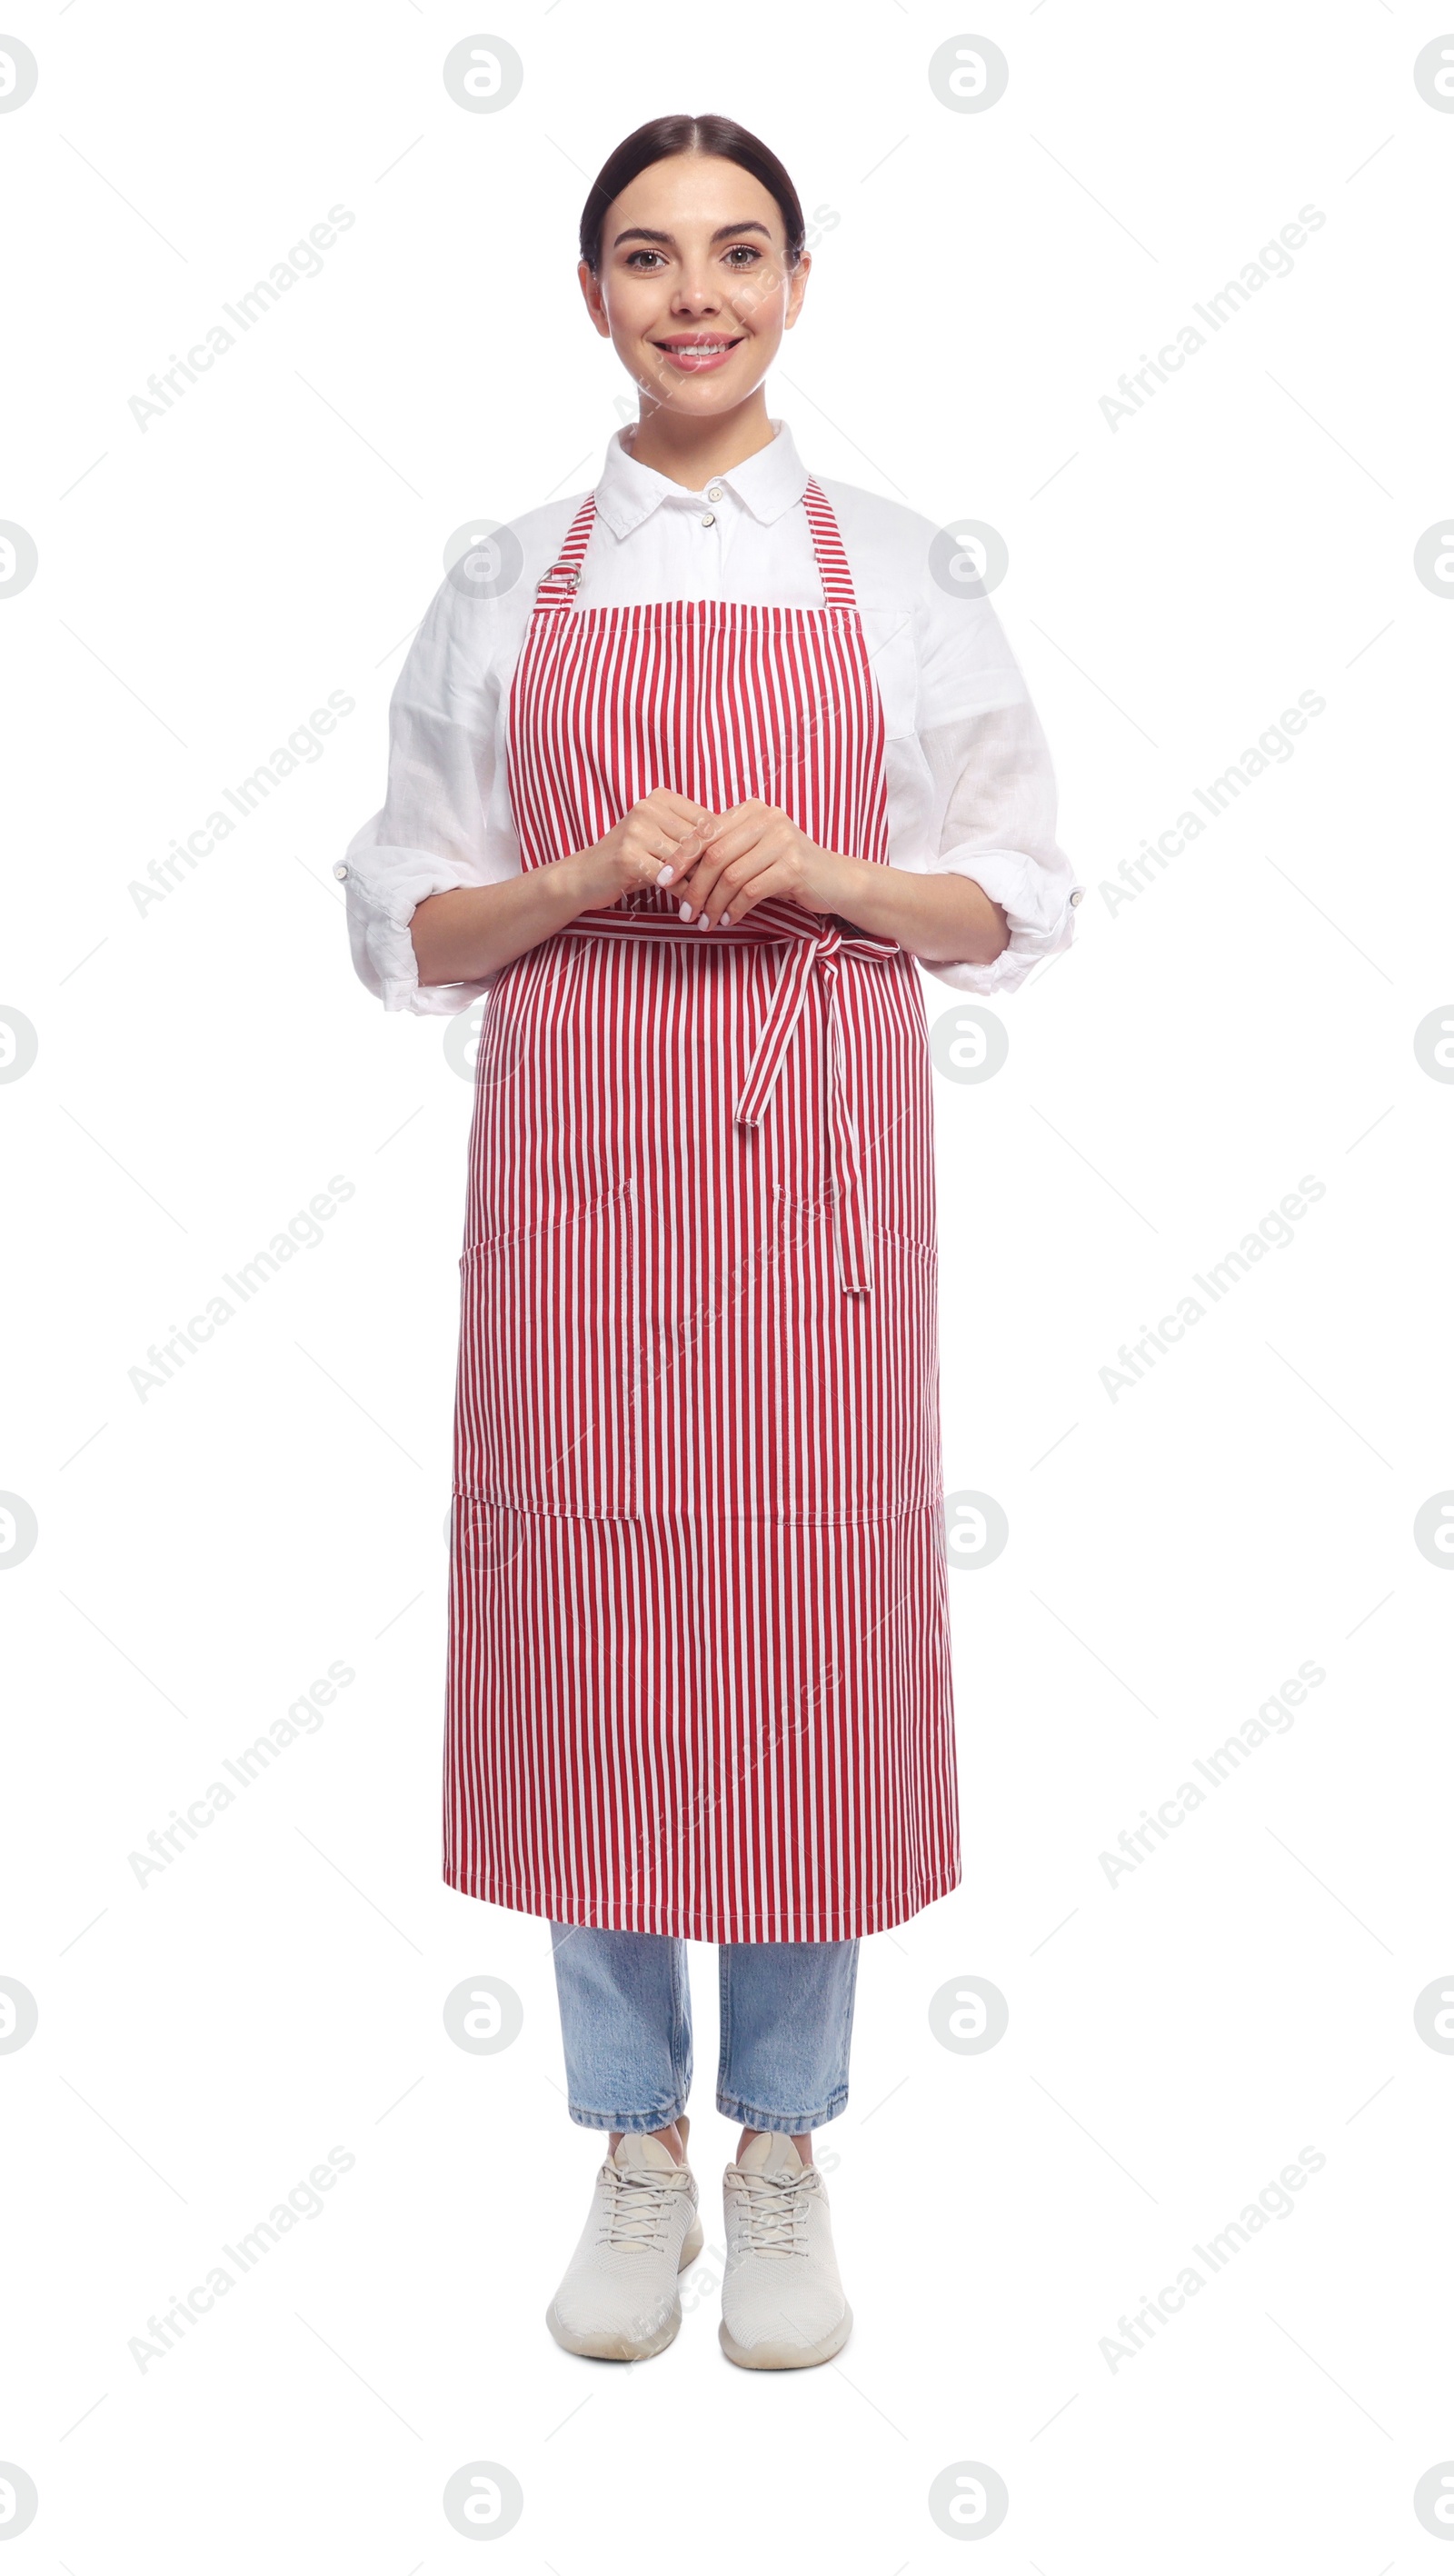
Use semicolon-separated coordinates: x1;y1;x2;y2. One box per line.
1069;887;1082;906
701;511;716;527
334;863;349;881
706;484;724;502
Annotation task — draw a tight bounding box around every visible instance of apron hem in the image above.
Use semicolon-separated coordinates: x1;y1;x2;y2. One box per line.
440;1860;962;1943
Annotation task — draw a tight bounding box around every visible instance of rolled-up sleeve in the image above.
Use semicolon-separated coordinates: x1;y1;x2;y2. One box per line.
917;701;1083;994
906;578;1083;996
339;583;513;1016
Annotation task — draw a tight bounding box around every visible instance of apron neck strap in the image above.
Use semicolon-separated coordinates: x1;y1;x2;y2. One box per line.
533;494;594;605
531;474;859;610
801;477;858;608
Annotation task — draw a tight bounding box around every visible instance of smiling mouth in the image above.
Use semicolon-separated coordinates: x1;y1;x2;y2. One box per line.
651;336;746;355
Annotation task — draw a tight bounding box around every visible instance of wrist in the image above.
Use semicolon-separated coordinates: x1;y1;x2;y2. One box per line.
555;849;596;914
813;847;869;915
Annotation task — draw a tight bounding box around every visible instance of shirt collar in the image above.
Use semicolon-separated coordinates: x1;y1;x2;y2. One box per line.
591;415;810;539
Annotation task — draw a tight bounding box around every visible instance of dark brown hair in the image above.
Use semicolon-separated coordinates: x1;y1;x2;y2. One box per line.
579;114;805;276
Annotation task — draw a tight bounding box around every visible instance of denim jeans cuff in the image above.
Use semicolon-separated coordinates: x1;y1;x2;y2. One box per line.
568;2102;689;2133
716;2086;846;2133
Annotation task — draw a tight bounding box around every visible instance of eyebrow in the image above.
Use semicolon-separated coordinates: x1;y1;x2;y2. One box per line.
609;220;772;252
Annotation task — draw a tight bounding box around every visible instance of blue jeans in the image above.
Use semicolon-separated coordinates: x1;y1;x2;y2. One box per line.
549;1924;860;2136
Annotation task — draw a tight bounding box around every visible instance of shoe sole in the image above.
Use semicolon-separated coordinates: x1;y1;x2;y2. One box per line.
718;2301;853;2371
544;2212;705;2362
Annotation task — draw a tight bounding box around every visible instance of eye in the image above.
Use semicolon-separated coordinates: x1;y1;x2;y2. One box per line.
623;248;665;270
723;245;762;266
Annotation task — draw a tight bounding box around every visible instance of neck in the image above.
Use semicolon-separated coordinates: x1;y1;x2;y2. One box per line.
624;393;776;489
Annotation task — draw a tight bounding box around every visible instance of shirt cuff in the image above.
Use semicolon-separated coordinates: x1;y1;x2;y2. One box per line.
337;835;498;1017
916;847;1084;996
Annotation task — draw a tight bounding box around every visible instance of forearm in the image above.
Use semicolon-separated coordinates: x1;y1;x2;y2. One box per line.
821;851;1011;965
410;855;592;985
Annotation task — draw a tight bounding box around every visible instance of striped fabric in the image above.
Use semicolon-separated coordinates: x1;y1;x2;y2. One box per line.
443;481;960;1941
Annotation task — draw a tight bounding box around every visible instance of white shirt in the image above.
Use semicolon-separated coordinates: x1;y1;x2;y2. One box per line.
339;417;1083;1013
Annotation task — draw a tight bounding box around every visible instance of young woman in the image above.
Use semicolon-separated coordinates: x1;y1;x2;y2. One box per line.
341;113;1080;2371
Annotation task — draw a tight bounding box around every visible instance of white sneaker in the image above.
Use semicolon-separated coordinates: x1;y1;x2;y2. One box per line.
545;2116;703;2361
719;2132;852;2370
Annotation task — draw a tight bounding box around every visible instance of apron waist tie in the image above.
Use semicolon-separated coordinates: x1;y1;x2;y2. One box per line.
563;901;902;1294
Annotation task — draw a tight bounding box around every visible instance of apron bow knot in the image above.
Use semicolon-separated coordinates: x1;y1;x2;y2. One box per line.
732;915;902;1295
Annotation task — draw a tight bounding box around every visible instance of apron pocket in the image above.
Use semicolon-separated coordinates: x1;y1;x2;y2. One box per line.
762;1186;943;1523
454;1179;640;1518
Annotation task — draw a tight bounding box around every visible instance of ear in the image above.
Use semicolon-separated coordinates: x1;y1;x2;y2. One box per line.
785;248;812;330
577;259;612;338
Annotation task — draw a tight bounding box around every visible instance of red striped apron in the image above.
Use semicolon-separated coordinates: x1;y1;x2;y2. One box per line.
443;478;960;1940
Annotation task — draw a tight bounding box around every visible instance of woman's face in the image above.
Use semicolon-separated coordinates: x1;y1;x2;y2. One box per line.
581;151;809;418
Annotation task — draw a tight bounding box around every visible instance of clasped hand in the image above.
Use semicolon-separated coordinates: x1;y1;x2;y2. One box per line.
590;788;848;931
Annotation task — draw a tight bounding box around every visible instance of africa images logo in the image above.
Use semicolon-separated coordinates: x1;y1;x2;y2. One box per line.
126;208;356;431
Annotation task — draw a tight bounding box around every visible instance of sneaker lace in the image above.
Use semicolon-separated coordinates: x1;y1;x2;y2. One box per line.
597;2163;682;2251
732;2166;815;2256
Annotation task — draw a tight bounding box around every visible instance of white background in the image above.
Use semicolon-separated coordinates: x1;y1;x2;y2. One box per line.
4;0;1453;2566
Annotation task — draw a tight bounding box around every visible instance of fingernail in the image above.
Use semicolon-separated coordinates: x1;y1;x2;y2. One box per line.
696;910;709;927
679;901;692;922
657;864;674;885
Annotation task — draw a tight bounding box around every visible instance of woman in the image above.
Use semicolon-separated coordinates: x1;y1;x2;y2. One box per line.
341;112;1080;2371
